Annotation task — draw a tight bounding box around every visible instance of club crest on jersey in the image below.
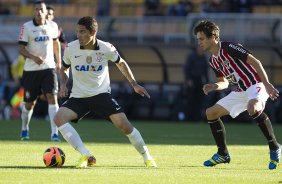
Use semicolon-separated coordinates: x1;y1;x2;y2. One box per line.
86;56;92;64
222;60;230;69
96;52;104;62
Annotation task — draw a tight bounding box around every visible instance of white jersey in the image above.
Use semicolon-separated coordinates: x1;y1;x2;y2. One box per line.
63;39;120;98
18;19;59;71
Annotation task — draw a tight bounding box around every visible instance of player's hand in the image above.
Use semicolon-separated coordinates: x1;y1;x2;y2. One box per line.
59;85;68;98
102;51;119;62
32;55;45;65
264;82;279;101
203;83;217;95
133;84;150;98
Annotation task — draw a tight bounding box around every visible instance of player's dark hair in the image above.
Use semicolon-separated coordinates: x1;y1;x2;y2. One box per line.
77;16;98;33
34;0;45;5
194;20;220;41
47;5;54;11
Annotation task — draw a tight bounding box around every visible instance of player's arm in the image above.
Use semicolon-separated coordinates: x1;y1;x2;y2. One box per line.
203;76;229;95
53;38;61;71
18;24;44;65
18;44;44;65
59;65;69;98
246;54;279;100
115;58;150;98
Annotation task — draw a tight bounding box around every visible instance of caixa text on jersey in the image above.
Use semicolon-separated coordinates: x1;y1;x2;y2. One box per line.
74;65;103;72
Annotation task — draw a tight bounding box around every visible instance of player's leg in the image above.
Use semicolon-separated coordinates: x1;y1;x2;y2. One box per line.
110;113;157;167
204;91;248;166
20;71;40;140
42;69;60;141
203;104;231;166
45;93;60;141
247;99;281;169
54;100;95;168
247;83;281;169
21;100;36;140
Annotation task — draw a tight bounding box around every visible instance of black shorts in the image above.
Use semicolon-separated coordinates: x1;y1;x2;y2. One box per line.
22;69;58;102
61;93;123;123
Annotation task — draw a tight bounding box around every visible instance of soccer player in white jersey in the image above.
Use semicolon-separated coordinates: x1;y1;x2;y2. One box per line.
54;16;157;168
18;0;61;142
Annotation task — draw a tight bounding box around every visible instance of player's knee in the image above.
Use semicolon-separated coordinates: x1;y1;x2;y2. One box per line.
54;113;64;127
206;107;220;121
25;101;36;110
247;100;262;116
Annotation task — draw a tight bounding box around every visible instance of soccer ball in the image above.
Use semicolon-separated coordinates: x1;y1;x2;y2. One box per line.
43;146;65;167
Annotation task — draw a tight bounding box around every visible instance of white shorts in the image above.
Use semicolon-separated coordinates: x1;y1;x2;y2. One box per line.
217;83;269;118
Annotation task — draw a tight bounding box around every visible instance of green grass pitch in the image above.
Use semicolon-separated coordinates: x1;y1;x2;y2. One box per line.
0;119;281;184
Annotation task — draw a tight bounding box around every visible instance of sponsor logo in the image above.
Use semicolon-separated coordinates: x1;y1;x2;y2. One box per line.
74;64;103;71
229;44;246;54
34;36;49;42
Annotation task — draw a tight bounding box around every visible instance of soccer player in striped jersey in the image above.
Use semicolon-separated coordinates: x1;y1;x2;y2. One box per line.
53;16;157;168
18;0;61;142
193;20;280;169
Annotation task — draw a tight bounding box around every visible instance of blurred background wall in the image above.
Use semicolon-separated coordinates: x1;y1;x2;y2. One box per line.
0;0;281;122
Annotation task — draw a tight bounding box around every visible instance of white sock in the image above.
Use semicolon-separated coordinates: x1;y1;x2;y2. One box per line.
48;104;59;136
126;127;152;162
58;123;92;156
21;105;33;131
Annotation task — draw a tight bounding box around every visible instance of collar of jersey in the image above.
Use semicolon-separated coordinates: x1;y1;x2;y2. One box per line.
33;18;47;26
80;39;100;50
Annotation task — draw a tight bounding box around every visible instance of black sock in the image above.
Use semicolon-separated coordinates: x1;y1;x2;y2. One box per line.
208;118;228;156
252;112;280;150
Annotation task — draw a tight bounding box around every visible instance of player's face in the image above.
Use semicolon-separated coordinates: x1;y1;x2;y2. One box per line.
34;3;47;21
196;31;212;52
47;9;54;21
76;25;95;46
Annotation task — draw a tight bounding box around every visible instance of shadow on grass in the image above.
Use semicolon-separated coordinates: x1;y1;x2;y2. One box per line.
0;166;74;169
1;120;282;145
0;165;149;170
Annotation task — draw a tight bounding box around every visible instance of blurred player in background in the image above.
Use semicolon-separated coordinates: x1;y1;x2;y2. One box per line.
54;16;157;168
46;5;67;50
194;20;281;169
18;0;61;142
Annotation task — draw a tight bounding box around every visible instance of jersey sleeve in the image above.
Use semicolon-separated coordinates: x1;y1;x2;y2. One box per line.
107;43;120;63
62;45;71;68
18;24;28;45
221;42;251;63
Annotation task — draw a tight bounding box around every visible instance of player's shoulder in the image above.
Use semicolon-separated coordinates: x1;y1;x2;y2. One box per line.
221;41;244;50
221;41;248;53
46;20;58;26
65;40;79;50
46;20;58;29
97;39;116;51
22;20;34;28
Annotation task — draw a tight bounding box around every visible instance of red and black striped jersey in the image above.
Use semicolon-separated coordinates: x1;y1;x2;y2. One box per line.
209;41;261;91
